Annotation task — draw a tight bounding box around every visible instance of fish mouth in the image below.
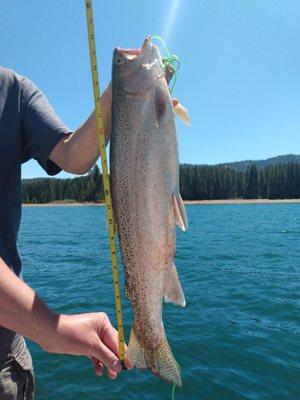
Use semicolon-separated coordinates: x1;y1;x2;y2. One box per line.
113;36;164;95
115;36;156;63
115;47;141;60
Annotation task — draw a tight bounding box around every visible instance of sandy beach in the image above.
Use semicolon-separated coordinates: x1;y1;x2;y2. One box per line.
22;199;300;207
183;199;300;205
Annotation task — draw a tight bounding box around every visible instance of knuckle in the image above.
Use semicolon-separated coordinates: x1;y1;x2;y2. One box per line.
99;312;109;323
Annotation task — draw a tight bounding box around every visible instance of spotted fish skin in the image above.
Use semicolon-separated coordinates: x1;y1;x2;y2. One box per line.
110;37;187;387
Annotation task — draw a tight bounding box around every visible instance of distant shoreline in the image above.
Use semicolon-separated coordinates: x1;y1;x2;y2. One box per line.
184;199;300;205
22;199;300;207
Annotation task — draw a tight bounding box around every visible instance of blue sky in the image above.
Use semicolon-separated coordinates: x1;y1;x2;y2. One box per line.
1;0;299;178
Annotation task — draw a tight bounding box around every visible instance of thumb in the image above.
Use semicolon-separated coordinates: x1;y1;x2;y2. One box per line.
172;98;179;107
91;339;122;374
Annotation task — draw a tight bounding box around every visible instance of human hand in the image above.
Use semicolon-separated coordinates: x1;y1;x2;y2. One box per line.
172;98;179;107
42;312;131;379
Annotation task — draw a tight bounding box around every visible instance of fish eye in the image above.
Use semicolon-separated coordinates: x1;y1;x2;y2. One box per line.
116;57;125;65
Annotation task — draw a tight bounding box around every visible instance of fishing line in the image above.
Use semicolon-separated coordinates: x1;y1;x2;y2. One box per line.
151;35;180;93
171;361;181;400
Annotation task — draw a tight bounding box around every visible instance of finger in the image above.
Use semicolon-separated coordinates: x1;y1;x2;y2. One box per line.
91;357;103;376
101;320;132;370
101;317;120;357
94;361;104;376
172;98;179;107
124;353;132;370
92;340;122;374
107;369;117;380
97;314;132;371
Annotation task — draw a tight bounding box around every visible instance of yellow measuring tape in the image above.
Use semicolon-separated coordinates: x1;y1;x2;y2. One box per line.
84;0;126;367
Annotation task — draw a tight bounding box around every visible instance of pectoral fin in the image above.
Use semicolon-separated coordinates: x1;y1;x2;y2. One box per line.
173;193;188;231
154;86;167;127
174;102;191;126
164;263;186;307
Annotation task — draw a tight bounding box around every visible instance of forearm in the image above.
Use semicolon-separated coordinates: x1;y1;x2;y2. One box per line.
50;85;112;175
0;258;128;375
0;257;58;350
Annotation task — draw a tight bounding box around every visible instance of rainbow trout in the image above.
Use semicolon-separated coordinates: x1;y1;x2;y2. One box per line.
110;36;188;387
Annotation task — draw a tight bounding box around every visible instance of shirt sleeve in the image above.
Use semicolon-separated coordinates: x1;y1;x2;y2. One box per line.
20;76;72;175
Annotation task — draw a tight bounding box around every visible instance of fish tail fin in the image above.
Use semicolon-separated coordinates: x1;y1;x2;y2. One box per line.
128;327;182;387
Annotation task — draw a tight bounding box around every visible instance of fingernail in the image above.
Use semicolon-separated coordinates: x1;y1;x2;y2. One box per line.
112;360;122;373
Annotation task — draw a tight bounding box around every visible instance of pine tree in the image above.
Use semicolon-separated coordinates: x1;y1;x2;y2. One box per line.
244;164;259;199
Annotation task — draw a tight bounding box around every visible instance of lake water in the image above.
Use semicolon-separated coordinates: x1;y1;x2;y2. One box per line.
19;204;300;400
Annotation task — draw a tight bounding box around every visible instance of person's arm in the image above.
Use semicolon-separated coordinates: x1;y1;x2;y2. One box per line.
49;84;112;175
0;258;130;378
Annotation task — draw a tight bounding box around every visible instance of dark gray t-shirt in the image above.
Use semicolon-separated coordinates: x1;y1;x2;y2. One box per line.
0;66;71;359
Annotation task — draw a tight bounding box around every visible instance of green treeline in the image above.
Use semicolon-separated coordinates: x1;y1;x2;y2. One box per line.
22;162;300;203
180;162;300;200
22;165;104;204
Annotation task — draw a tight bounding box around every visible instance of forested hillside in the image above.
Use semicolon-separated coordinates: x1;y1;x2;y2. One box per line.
22;162;300;203
22;165;103;203
218;154;300;171
179;162;300;200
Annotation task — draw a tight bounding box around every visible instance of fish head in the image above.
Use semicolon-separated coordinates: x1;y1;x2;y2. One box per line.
112;36;165;94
